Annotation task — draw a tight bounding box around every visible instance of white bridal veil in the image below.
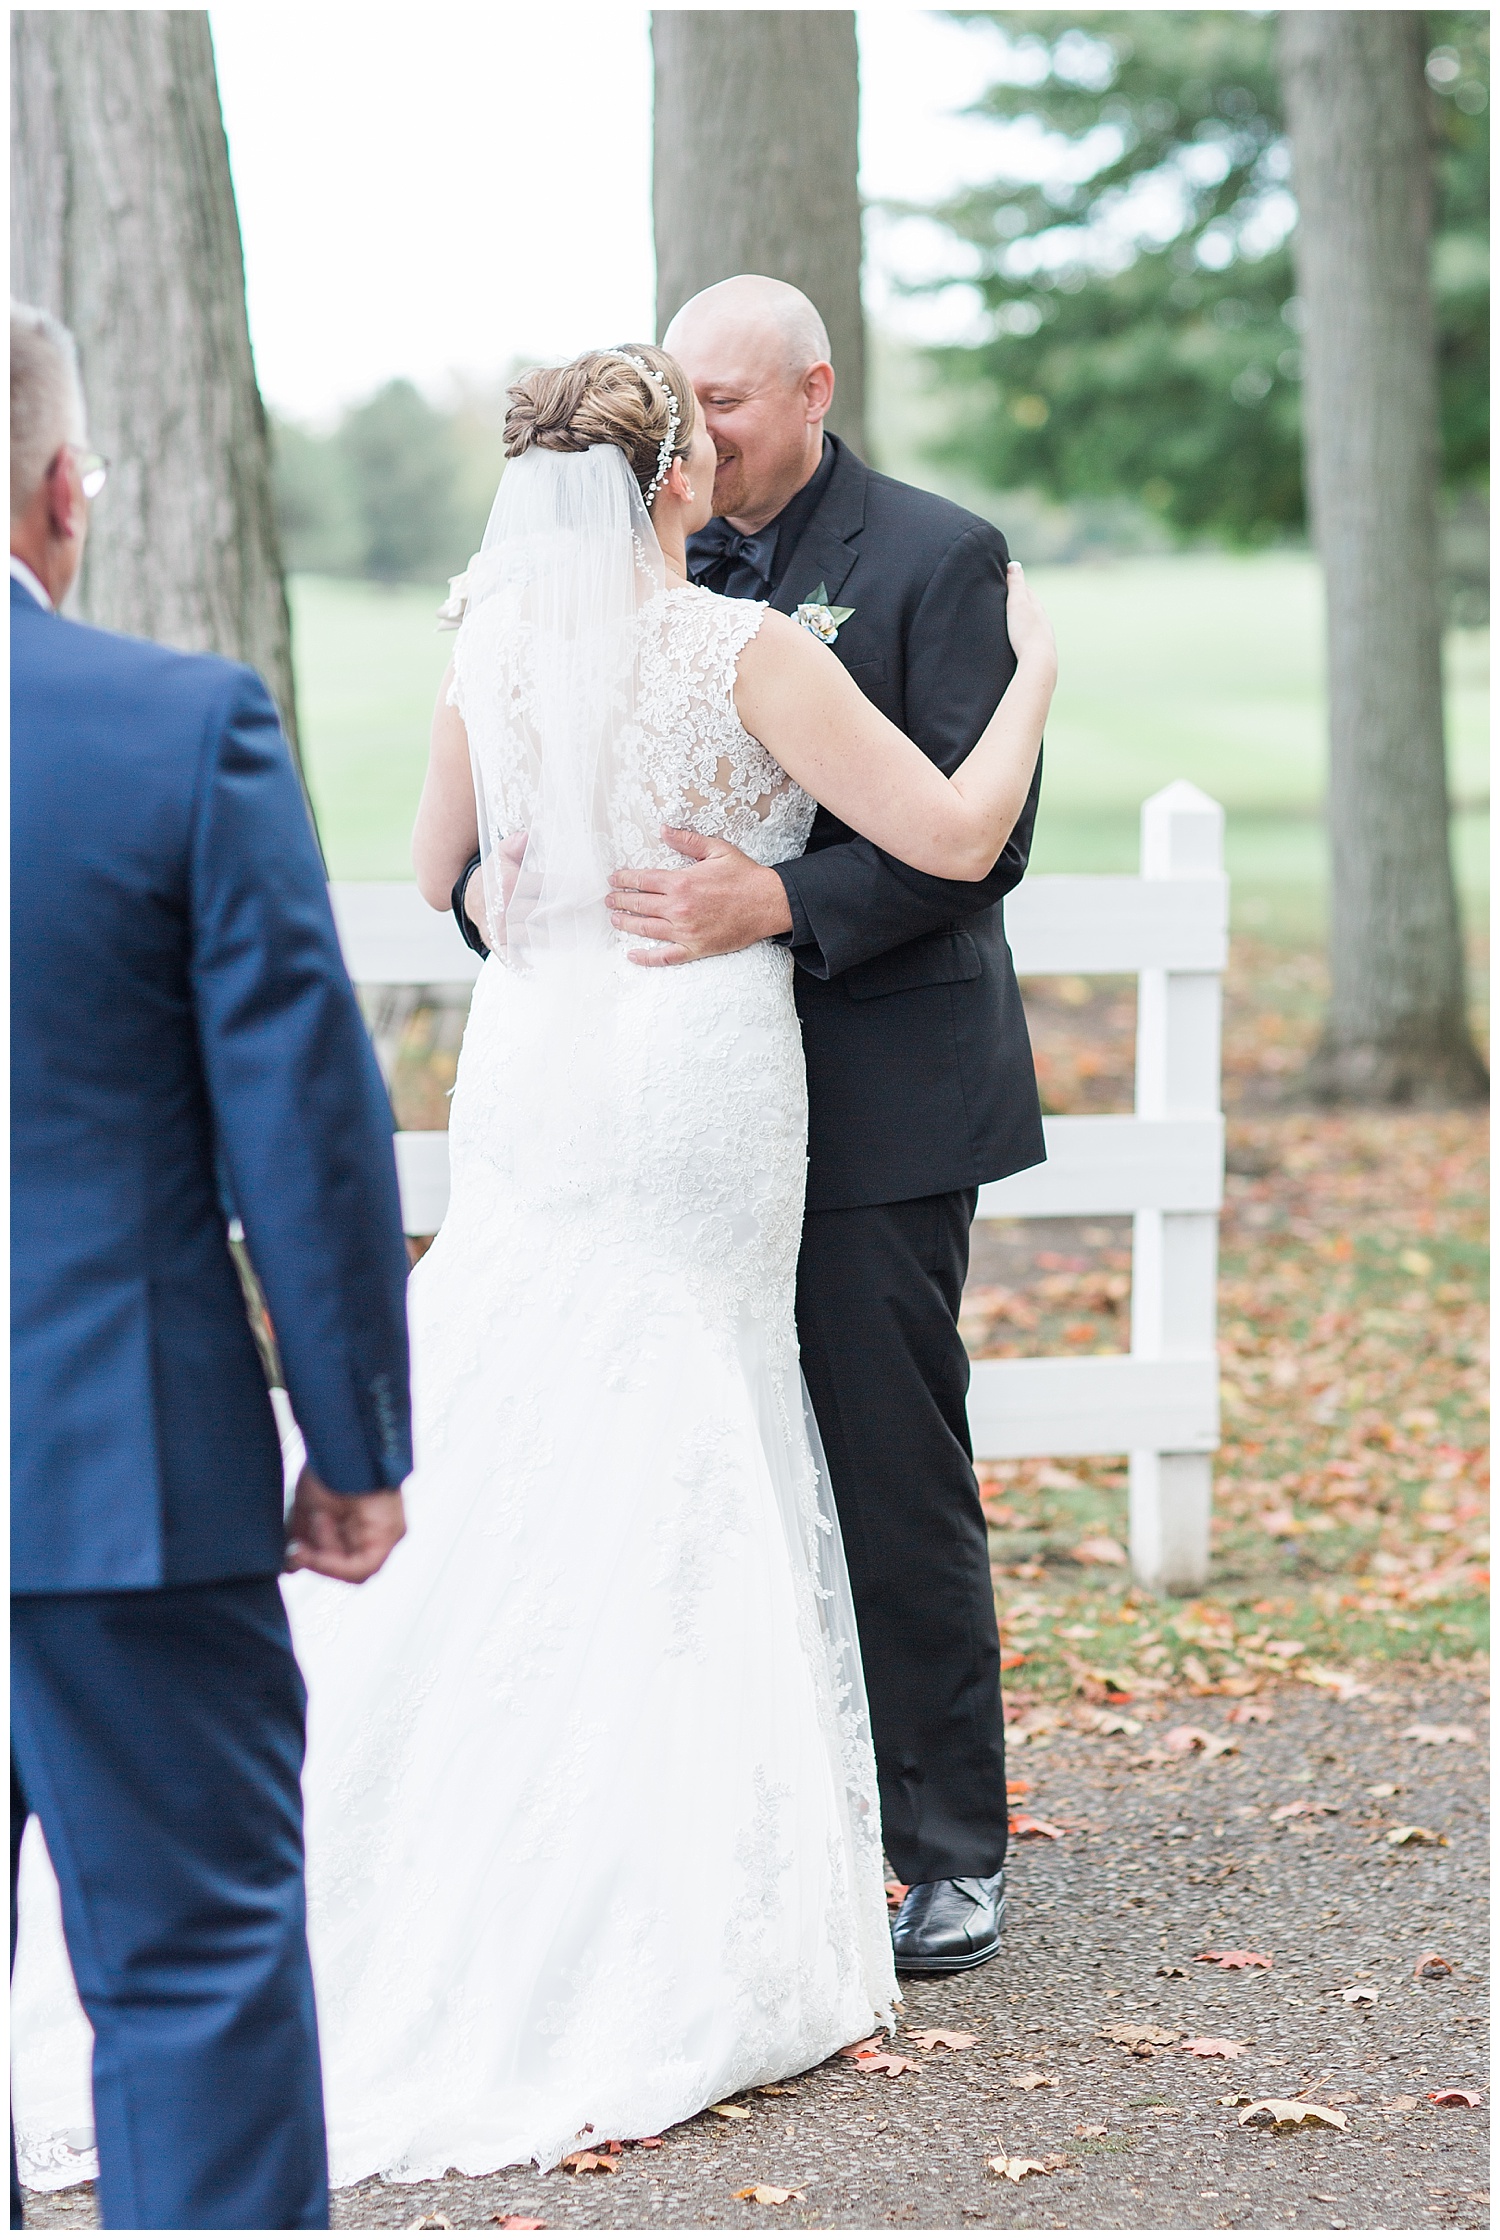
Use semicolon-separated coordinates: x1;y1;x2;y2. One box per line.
454;442;665;967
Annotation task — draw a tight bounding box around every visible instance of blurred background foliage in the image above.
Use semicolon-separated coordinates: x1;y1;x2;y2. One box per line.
905;8;1487;608
272;376;510;583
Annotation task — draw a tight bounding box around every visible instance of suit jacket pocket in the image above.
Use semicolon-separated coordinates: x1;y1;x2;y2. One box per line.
842;927;982;1001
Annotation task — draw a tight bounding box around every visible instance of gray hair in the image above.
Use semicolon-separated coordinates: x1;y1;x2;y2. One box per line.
11;299;86;521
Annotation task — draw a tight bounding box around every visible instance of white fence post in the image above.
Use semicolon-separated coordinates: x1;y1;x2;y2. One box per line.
1129;782;1225;1594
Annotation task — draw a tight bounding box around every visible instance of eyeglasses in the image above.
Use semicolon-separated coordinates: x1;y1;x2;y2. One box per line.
55;445;109;499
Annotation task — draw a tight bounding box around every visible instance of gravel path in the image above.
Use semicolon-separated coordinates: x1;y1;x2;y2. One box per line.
23;1673;1487;2232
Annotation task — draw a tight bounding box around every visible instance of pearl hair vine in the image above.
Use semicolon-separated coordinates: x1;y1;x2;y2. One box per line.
615;352;681;505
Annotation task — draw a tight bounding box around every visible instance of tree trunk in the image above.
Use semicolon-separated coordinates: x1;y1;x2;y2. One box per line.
652;10;866;457
11;10;303;771
1277;11;1484;1103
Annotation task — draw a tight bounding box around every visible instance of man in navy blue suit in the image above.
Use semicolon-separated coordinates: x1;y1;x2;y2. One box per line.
10;301;413;2229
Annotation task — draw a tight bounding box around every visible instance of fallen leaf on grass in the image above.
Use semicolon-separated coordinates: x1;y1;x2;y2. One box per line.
1269;1799;1338;1822
1226;1701;1273;1724
707;2104;751;2122
856;2052;920;2077
1238;2100;1348;2132
1385;1826;1449;1847
1017;2071;1058;2090
1072;1534;1128;1566
1339;1987;1379;2007
909;2029;977;2052
1009;1812;1068;1839
560;2150;619;2173
1163;1724;1237;1759
1182;2037;1248;2058
1195;1948;1272;1969
1414;1953;1454;1979
1403;1724;1476;1746
839;2036;885;2059
733;2185;806;2205
1428;2090;1483;2108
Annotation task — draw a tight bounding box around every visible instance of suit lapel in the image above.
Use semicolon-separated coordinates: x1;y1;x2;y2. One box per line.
770;436;868;617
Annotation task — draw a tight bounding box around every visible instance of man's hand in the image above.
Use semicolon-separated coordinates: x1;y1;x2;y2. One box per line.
284;1466;407;1583
607;830;794;965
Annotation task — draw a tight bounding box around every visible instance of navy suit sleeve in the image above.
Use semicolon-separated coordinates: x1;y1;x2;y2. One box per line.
774;521;1043;981
188;670;413;1492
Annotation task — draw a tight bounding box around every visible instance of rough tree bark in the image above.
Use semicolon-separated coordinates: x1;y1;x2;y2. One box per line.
1277;11;1485;1103
652;10;866;457
11;10;303;768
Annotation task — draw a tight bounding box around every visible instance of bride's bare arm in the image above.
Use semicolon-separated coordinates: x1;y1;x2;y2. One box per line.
731;564;1056;882
412;664;480;912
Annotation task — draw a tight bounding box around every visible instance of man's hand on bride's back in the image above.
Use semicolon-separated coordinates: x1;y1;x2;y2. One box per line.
284;1466;407;1583
608;831;794;966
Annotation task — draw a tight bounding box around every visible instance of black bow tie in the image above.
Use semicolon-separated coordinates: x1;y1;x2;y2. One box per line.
689;516;776;593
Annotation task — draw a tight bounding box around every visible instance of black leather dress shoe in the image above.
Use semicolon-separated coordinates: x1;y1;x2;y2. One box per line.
890;1870;1007;1975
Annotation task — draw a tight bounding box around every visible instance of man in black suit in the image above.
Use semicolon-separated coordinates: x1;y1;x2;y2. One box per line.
606;276;1045;1974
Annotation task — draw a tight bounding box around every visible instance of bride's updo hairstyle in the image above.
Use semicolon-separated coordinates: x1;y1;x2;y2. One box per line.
503;345;695;507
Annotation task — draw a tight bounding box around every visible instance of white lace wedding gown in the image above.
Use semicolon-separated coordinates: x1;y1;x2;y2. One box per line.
11;582;898;2191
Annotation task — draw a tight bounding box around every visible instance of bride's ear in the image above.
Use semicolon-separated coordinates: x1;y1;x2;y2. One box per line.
660;456;694;505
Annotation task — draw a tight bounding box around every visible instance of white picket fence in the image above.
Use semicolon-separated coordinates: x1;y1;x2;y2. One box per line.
330;779;1227;1594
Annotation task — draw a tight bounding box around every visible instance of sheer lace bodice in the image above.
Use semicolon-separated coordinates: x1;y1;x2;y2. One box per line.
453;582;815;915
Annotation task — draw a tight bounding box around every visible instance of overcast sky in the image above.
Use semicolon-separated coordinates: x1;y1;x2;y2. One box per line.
208;7;1027;423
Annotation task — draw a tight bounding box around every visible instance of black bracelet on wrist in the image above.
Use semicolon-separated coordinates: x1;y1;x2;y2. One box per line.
451;851;490;959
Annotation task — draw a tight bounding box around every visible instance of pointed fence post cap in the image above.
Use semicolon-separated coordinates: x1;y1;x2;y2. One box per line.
1141;782;1224;878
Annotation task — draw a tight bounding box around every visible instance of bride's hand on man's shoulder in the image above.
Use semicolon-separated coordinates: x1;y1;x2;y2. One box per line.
1004;561;1057;678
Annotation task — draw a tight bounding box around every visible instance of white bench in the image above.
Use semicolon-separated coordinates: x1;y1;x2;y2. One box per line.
330;779;1226;1594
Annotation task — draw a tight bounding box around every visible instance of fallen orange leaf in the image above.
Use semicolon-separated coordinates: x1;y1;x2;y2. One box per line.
909;2029;977;2051
1163;1724;1237;1759
1017;2070;1058;2090
999;1648;1027;1670
839;2036;885;2060
855;2051;920;2077
733;2185;806;2205
1414;1953;1454;1979
559;2150;618;2174
491;2221;546;2231
883;1881;908;1911
1428;2089;1482;2107
1195;1948;1272;1969
1009;1812;1067;1839
1182;2037;1248;2058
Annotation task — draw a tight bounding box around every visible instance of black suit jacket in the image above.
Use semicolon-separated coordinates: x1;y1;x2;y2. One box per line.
693;435;1046;1213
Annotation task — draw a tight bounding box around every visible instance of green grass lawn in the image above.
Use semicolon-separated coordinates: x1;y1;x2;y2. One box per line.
290;555;1489;944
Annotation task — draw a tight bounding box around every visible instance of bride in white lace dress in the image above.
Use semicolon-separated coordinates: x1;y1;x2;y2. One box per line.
12;346;1054;2194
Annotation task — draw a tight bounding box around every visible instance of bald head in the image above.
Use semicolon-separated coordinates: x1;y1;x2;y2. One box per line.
664;275;831;385
663;275;836;532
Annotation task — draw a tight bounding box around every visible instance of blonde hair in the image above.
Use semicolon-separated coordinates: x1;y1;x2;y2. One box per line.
503;345;694;506
11;299;86;521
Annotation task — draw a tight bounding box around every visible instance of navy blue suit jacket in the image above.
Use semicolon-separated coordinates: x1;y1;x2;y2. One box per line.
11;579;413;1593
691;435;1046;1213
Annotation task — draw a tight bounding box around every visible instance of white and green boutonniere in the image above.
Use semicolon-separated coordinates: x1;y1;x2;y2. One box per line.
794;583;855;646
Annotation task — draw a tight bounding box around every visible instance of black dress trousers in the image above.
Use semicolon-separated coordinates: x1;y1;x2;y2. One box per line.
795;1189;1009;1885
